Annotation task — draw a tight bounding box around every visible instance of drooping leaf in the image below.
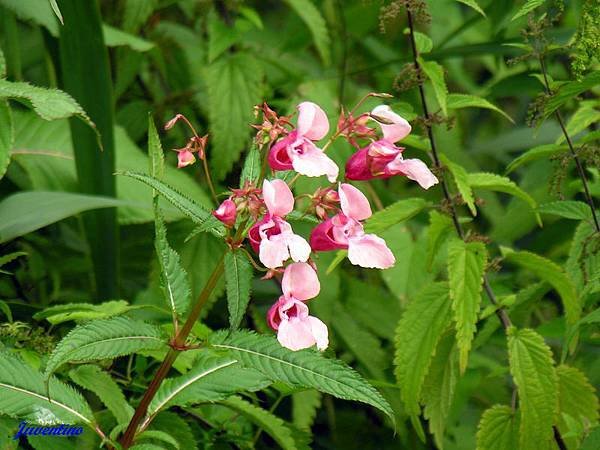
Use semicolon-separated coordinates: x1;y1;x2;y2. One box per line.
476;405;519;450
0;191;123;244
364;198;428;233
505;143;568;174
419;59;448;115
0;99;12;180
456;0;486;17
44;317;165;379
33;300;140;325
556;365;599;441
537;201;592;221
210;331;394;423
0;352;94;426
447;239;487;373
225;250;253;330
441;155;476;215
148;352;270;420
508;327;558;450
69;365;134;425
205;52;263;180
292;390;322;432
393;283;453;437
447;94;513;122
511;0;546;20
284;0;331;65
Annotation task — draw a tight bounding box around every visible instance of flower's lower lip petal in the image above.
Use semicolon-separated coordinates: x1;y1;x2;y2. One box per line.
259;236;290;269
347;234;395;269
277;317;317;351
386;158;439;189
291;143;339;182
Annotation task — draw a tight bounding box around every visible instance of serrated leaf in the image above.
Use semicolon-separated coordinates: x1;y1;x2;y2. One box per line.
240;144;261;187
447;239;487;373
505;143;568;174
150;412;197;450
564;307;600;361
148;351;270;425
284;0;331;65
511;0;546;21
102;24;154;52
33;300;137;325
0;99;12;180
0;352;94;426
117;171;225;236
447;93;513;122
155;208;192;319
292;390;322;432
503;250;580;326
44;317;165;379
508;327;558;450
427;211;453;268
412;31;433;53
222;396;301;450
456;0;486;17
225;250;253;330
205;52;263;180
557;104;600;144
476;405;519;450
210;331;394;423
0;251;26;268
538;201;592;220
136;430;180;449
556;365;599;441
69;365;134;425
363;198;428;233
581;427;600;450
543;71;600;120
393;283;453;434
419;59;448;115
441;155;476;215
148;116;164;182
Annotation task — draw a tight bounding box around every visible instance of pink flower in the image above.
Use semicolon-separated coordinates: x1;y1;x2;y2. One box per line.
212;199;237;227
345;105;439;189
309;183;395;269
267;262;328;351
248;179;311;269
176;149;196;168
268;102;339;182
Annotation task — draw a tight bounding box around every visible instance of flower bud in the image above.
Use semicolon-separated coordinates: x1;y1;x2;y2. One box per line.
212;199;237;227
164;114;183;130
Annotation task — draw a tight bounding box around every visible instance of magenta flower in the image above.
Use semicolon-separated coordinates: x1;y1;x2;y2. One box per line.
267;262;328;351
248;179;311;269
268;102;339;182
345;105;439;189
309;183;395;269
176;149;196;168
212;199;237;227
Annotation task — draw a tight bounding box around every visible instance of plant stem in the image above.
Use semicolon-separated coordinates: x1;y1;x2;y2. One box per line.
119;252;226;448
406;9;512;330
538;55;600;232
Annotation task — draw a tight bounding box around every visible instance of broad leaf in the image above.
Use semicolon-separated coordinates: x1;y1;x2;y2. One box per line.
225;250;253;330
45;317;165;378
364;198;428;233
419;59;448;115
210;331;394;423
508;327;558;450
447;239;487;373
476;405;519;450
284;0;331;65
447;94;512;122
538;200;592;221
0;352;93;426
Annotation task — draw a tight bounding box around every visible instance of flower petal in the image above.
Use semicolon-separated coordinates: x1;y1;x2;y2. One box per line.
259;235;290;269
291;143;339;182
347;234;395;269
339;183;372;221
277;318;318;351
307;316;329;350
268;133;295;171
212;199;237;227
177;150;196;168
282;262;320;301
309;217;347;251
371;105;411;143
297;102;329;141
345;147;374;180
286;233;311;263
263;179;294;217
387;157;439;190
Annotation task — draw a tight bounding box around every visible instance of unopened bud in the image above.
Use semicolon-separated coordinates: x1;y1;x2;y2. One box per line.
212;199;237;227
165;114;183;130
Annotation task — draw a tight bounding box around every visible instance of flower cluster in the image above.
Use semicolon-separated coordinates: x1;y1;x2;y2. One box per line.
171;98;438;352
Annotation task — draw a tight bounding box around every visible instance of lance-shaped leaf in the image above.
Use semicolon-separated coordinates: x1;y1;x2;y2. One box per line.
240;144;261;187
441;155;476;216
33;300;136;325
419;59;448;115
292;390;322;432
155;208;192;319
393;282;453;438
284;0;331;65
537;201;592;221
446;93;513;122
476;405;519;450
447;239;487;373
210;331;394;424
0;352;93;426
45;317;165;379
69;365;134;425
225;250;253;330
147;352;270;420
508;327;558;450
148;116;164;182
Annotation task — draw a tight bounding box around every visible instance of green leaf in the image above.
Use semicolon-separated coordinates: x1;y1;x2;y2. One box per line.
441;155;476;215
393;283;453;436
557;104;600;144
556;365;599;438
148;116;164;183
447;94;513;122
563;308;600;361
221;396;302;450
0;191;123;244
0;352;94;425
543;71;600;119
503;249;580;326
505;143;568;174
33;300;137;325
0;99;12;180
240;144;262;187
292;390;322;432
136;430;180;449
581;427;600;450
225;250;253;330
508;327;558;450
210;331;394;423
48;0;63;24
537;201;592;220
456;0;486;17
363;198;428;233
44;317;165;379
419;59;448;115
102;24;154;52
447;239;487;373
69;365;134;425
476;405;519;450
0;47;6;78
427;211;453;268
511;0;546;21
0;251;26;269
205;52;263;180
117;171;225;236
148;352;270;419
284;0;330;65
411;31;433;53
155;207;192;319
150;412;197;450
